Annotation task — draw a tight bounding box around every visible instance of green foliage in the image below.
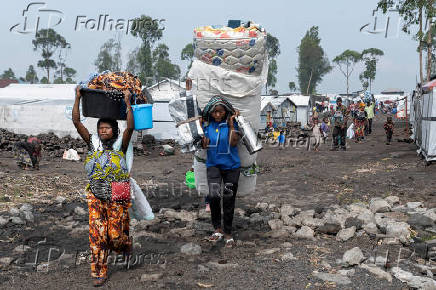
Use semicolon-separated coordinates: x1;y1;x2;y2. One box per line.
359;48;384;91
333;50;361;94
32;29;69;82
25;65;38;83
1;68;17;80
40;77;49;84
95;38;122;72
181;43;194;71
129;15;165;86
297;26;332;95
288;81;296;92
266;33;280;93
153;44;180;81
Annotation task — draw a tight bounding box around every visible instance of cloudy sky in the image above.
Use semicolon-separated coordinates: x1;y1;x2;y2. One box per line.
1;0;421;94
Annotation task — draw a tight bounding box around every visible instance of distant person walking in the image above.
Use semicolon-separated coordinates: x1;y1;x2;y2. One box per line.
384;115;394;145
365;101;375;135
354;102;367;143
330;97;349;151
278;130;286;149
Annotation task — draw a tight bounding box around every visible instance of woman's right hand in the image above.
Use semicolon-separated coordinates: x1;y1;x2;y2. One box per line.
75;86;81;99
202;137;209;149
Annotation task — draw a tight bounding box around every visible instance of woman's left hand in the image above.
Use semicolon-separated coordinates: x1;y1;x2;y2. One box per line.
228;110;240;127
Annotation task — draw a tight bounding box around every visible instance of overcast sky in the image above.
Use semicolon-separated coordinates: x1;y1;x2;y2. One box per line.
1;0;420;94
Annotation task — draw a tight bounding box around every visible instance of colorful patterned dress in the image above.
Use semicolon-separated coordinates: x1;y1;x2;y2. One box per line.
84;136;131;279
354;110;367;141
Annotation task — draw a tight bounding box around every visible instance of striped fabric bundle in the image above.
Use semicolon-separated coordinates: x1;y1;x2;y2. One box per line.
201;95;236;123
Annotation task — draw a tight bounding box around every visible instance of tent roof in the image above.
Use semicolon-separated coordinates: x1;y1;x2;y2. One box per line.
381;88;404;94
0;84;77;105
286;95;310;106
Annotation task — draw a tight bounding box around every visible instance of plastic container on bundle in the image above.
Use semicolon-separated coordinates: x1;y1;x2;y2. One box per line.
238;172;257;196
237;143;257;167
193;156;209;196
80;88;127;120
132;104;153;130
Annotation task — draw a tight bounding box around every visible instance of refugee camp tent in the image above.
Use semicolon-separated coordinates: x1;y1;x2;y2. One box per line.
0;83;103;138
287;95;310;127
146;79;183;140
414;82;436;162
260;97;276;129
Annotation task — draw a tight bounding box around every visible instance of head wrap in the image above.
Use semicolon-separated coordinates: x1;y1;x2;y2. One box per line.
202;95;235;123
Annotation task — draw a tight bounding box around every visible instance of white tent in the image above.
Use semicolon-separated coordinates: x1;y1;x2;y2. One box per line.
414;86;436;162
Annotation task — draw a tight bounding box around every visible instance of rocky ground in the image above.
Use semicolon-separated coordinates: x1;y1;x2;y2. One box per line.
0;115;436;289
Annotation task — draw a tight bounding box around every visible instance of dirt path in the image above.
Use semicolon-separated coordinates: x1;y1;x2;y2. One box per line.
0;115;435;289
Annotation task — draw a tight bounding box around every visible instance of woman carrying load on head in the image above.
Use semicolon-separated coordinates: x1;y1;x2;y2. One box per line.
72;86;134;287
14;136;42;170
353;102;367;143
201;96;241;248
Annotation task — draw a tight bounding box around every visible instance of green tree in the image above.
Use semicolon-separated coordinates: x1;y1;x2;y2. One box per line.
153;43;180;81
359;48;384;92
32;29;69;83
181;43;194;71
64;67;77;83
130;15;164;86
288;81;297;92
333;50;361;96
25;65;38;83
1;68;17;80
266;33;280;94
421;22;436;77
377;0;435;82
40;77;49;84
95;38;122;72
297;26;332;95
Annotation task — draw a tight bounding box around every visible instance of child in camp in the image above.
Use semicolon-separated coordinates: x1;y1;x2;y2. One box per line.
384;115;394;145
311;117;322;151
320;117;329;144
201;96;240;248
278;131;285;149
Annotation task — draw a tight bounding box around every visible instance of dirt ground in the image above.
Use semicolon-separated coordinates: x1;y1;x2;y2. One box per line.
0;114;435;289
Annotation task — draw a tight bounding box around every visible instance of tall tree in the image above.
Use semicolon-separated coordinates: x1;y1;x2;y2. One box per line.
153;43;180;81
94;38;122;72
266;33;280;94
333;50;361;96
32;29;68;83
359;48;384;92
377;0;435;82
130;15;164;86
55;42;71;82
1;68;17;80
24;65;38;83
64;67;77;83
297;26;332;95
181;43;194;71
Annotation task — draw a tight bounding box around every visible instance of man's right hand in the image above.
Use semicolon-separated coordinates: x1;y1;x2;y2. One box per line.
75;86;81;99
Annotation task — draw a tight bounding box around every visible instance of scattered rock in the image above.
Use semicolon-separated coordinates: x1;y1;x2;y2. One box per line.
164;210;197;222
363;223;378;235
317;223;341;235
10;217;25;225
255;202;269;211
281;252;296;262
345;217;363;230
338;269;355;276
385;221;411;245
281;242;293;248
9;207;20;217
407;202;423;209
74;207;87;216
234;208;246;217
55;196;66;204
384;196;400;207
312;271;351;285
0;257;14;266
19;203;33;213
280;204;299;217
408;214;434;229
168;228;195;238
360;264;392;282
268;229;290;239
268;219;283;231
293;226;315;240
0;216;8;227
197;264;209;272
206;261;238;269
342;247;365;267
336;226;356;242
281;215;298;226
302;217;325;228
256;248;280;255
391;267;436;289
357;211;375;225
180;243;202;255
282;226;297;234
13;245;31;253
22;211;34;223
369;198;391;213
140;273;163;282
